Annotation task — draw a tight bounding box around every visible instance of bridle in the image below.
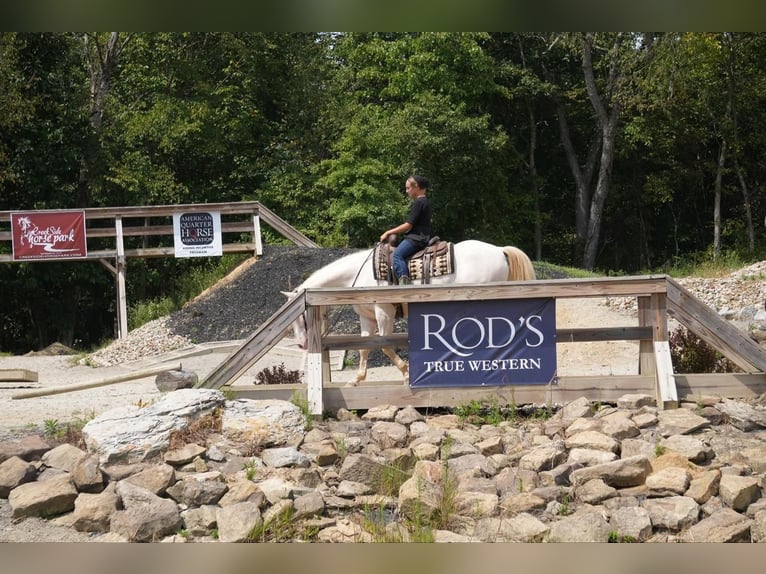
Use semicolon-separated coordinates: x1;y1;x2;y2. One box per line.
298;245;378;344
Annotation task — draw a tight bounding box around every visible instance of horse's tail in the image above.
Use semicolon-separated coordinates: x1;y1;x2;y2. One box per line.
502;246;536;281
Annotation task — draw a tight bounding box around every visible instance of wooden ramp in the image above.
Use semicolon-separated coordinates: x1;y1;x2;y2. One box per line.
195;293;306;389
193;275;766;415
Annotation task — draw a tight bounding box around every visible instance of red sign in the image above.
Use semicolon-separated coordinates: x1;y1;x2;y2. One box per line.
11;211;88;261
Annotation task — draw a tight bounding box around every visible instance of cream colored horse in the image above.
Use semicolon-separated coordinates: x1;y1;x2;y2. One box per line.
283;239;536;385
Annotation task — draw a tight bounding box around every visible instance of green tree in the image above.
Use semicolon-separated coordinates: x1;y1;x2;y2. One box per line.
314;32;522;247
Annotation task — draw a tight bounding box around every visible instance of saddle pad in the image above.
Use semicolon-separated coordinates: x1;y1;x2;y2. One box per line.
372;242;456;283
408;242;455;281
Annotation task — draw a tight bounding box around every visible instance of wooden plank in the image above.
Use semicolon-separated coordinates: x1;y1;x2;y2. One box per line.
196;293;307;389
637;296;654;377
0;201;263;221
229;374;657;409
654;340;678;409
674;373;766;400
257;203;319;248
304;276;669;307
666;277;766;372
12;363;180;400
306;306;324;415
0;382;42;389
320;326;653;352
229;373;766;410
0;368;38;382
83;221;256;238
0;243;260;263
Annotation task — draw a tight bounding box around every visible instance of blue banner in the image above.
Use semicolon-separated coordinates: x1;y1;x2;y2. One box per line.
408;298;556;387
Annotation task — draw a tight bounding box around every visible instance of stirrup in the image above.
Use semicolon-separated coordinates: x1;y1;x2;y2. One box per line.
398;276;411;285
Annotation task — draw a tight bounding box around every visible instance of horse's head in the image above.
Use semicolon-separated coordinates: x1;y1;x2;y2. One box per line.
281;289;308;350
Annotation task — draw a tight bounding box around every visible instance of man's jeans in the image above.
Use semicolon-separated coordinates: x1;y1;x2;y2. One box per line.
393;238;420;279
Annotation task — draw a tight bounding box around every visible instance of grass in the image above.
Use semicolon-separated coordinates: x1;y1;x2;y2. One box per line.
246;506;320;542
41;410;97;447
290;391;313;431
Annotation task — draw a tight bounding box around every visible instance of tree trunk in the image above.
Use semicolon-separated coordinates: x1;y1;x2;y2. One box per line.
580;33;623;270
527;104;542;261
77;32;134;206
713;136;726;260
734;157;755;251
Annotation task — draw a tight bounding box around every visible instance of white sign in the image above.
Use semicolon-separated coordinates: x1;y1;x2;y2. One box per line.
173;211;222;258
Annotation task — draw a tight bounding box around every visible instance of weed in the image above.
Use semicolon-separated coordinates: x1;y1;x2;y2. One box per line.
242;459;259;481
177;529;190;539
363;502;403;542
654;442;666;457
210;529;219;540
290;391;313;431
43;418;61;438
375;462;411;497
559;492;572;516
432;447;458;530
167;408;222;450
608;531;636;543
255;362;302;385
486;397;504;425
334;435;348;459
246;506;319;542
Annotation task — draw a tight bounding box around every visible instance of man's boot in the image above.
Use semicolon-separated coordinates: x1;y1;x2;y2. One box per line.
398;276;411;286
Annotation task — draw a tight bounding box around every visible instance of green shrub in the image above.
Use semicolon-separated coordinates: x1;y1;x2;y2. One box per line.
668;326;738;374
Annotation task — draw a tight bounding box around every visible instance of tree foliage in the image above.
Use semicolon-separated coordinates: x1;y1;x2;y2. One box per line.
1;31;766;352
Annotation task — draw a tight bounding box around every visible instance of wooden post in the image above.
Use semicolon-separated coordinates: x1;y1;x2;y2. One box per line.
115;216;128;340
654;340;678;409
637;296;653;376
305;305;324;416
252;212;263;257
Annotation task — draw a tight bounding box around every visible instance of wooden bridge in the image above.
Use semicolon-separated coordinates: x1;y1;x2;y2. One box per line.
195;275;766;415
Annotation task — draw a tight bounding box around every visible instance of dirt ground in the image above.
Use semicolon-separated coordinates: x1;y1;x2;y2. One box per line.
0;297;637;436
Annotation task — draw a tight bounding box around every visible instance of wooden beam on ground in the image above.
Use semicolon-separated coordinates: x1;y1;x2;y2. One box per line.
0;368;38;382
11;363;180;400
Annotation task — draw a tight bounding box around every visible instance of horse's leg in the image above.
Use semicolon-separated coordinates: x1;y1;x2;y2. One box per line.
351;314;376;386
374;304;409;385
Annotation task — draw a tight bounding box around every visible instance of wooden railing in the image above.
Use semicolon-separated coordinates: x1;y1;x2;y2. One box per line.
0;201;318;338
0;201;318;262
198;275;766;414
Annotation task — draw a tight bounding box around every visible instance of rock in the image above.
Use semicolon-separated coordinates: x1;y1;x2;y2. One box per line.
155;369;198;392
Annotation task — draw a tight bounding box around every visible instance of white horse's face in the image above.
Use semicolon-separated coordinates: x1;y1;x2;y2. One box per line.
282;290;308;349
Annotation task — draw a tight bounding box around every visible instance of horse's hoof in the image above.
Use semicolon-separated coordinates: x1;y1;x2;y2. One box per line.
344;381;358;388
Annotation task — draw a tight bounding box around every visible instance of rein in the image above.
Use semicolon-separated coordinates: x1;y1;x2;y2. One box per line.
314;245;378;338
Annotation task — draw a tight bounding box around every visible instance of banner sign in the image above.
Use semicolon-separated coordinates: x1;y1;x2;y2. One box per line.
11;211;87;261
408;298;557;387
173;211;222;258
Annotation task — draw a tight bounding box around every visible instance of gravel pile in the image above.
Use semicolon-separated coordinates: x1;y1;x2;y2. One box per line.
86;248;766;367
87;246;359;366
604;260;766;319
